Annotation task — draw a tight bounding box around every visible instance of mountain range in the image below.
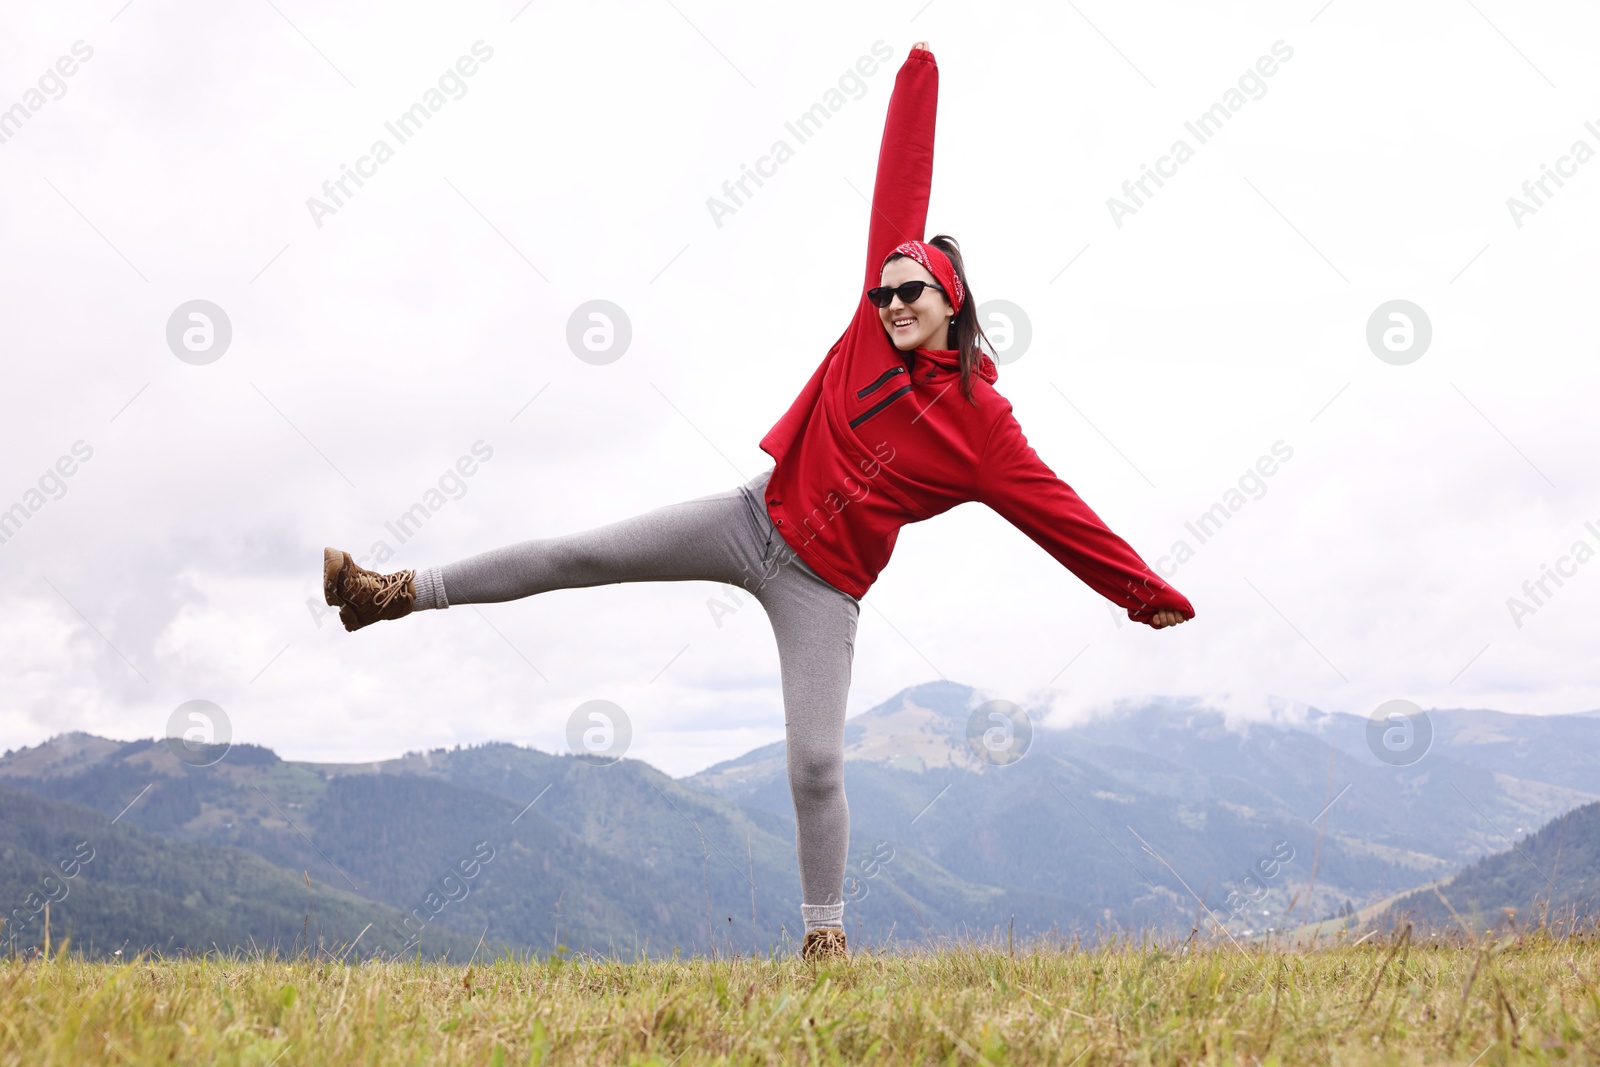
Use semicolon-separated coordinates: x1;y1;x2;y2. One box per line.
2;681;1595;957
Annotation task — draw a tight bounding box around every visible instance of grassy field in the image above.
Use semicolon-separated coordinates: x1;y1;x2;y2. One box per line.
3;929;1598;1065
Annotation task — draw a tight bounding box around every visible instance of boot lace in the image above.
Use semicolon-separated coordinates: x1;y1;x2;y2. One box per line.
802;928;847;958
348;568;415;609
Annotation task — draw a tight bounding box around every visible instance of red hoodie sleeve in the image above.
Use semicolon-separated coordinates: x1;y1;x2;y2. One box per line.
976;405;1196;626
762;48;938;464
862;47;938;292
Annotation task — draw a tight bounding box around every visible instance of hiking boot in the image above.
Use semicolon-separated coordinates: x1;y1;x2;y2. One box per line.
323;547;415;632
800;927;848;961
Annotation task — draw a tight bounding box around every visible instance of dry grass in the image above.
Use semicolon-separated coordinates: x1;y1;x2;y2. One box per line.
2;929;1598;1065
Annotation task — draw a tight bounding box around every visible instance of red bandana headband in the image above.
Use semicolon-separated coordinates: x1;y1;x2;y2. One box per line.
884;240;965;315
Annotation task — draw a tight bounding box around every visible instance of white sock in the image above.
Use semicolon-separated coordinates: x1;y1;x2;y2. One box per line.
801;903;844;933
412;566;449;611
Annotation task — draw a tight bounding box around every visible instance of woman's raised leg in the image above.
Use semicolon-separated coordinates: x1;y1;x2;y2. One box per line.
325;473;778;630
421;481;768;608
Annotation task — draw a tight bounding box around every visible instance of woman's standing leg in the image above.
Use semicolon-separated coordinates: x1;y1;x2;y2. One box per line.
744;508;861;940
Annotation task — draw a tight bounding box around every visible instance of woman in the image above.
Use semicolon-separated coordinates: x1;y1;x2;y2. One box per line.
322;41;1193;961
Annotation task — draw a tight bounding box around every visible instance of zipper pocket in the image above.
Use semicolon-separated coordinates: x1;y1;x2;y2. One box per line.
855;364;907;399
849;383;912;428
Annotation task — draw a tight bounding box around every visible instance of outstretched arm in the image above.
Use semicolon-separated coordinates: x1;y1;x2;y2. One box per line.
976;407;1195;629
862;43;939;294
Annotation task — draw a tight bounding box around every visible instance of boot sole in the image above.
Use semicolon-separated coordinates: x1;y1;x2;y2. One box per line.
323;547;347;607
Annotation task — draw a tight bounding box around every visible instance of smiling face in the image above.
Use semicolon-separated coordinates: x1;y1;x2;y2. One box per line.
878;256;954;352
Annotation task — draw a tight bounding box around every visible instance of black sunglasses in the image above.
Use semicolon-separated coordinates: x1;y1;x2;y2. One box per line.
866;280;945;308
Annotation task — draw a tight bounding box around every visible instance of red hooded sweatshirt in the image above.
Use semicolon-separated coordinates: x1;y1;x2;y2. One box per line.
757;47;1195;627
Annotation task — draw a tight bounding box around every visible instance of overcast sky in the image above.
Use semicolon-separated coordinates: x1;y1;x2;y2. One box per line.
1;0;1595;776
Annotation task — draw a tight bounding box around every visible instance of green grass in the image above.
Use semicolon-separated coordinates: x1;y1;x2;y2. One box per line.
3;930;1598;1065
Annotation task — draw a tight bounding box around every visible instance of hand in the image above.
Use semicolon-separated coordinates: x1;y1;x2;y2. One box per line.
912;41;930;53
1149;610;1187;629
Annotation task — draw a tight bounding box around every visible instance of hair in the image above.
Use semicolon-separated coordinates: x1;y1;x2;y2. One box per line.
884;234;994;404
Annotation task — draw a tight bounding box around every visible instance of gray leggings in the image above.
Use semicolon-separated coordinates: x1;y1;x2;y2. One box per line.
434;466;859;909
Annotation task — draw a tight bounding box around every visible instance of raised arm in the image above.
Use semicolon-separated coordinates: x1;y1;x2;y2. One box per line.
976;407;1196;628
863;44;939;293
